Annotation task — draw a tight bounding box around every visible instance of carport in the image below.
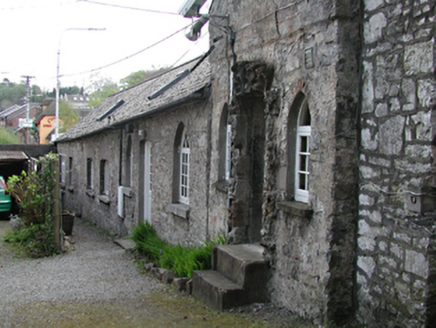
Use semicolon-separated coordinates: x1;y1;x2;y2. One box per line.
0;150;30;215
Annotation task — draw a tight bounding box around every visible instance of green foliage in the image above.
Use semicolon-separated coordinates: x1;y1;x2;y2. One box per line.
131;222;226;278
0;127;20;144
120;68;167;90
5;153;60;258
3;223;58;258
59;100;79;132
0;80;26;110
87;76;120;107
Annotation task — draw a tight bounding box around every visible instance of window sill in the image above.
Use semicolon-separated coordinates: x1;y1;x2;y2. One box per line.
121;186;133;198
67;185;74;192
276;201;313;220
167;203;190;219
213;179;229;193
86;189;95;198
98;195;110;204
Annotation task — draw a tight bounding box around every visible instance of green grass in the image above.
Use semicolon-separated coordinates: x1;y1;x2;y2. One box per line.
131;222;225;278
0;127;19;144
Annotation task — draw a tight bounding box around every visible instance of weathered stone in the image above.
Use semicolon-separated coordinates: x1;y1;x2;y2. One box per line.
364;13;387;44
405;250;428;278
361;128;378;150
364;0;384;11
357;256;376;277
417;79;435;107
404;41;434;75
379;116;405;155
161;269;175;284
172;277;190;291
362;61;374;113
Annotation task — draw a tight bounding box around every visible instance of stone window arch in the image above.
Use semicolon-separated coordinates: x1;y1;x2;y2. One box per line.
287;92;311;203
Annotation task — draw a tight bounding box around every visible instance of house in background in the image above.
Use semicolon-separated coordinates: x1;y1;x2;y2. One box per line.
0;103;40;143
56;0;435;327
61;93;92;119
33;99;56;144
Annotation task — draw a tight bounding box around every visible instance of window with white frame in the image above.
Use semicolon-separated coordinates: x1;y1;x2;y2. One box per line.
294;99;311;203
60;155;66;184
179;133;190;204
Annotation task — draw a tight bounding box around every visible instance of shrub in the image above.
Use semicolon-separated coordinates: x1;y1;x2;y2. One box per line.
131;222;226;278
4;153;60;258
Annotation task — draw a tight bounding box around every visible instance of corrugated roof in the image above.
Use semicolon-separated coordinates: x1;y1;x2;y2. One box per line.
0;151;29;161
57;55;211;142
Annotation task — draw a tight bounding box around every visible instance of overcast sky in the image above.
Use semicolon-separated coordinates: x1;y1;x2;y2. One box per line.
0;0;210;91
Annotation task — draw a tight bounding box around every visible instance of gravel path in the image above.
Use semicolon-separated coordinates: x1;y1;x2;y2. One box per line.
0;218;163;326
0;218;313;327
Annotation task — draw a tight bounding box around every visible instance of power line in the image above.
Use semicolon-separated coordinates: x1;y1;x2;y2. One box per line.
61;23;192;78
78;0;180;16
0;0;77;11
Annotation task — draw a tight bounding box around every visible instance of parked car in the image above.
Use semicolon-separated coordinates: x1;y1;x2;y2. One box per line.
0;176;11;218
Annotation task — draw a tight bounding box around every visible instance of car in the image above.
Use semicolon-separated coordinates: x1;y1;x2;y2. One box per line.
0;176;11;218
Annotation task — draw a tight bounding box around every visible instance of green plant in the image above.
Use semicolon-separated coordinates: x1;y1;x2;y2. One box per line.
4;153;60;258
130;222;226;278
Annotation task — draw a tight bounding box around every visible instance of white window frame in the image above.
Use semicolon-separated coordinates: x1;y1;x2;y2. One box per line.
179;133;190;204
225;124;232;180
294;103;311;203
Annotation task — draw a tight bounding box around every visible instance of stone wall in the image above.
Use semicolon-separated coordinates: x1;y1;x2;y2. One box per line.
209;0;360;325
58;98;213;246
357;0;435;326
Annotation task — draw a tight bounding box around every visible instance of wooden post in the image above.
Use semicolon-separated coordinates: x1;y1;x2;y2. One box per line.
52;158;62;252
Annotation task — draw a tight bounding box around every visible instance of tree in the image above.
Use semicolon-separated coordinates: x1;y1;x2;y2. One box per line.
120;68;167;90
59;100;79;133
87;76;119;107
0;81;26;110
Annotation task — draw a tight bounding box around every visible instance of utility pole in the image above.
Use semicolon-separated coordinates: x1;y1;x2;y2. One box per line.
21;75;35;144
21;75;35;121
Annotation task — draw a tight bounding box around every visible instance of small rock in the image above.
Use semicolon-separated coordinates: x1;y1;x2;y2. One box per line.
172;277;189;291
161;269;175;284
144;262;155;271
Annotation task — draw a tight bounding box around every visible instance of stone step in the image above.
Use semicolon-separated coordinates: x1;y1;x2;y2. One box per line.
192;270;246;311
213;244;269;288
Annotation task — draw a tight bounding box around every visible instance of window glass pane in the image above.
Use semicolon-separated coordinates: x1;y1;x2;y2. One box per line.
299;173;307;190
300;136;307;153
300;155;306;171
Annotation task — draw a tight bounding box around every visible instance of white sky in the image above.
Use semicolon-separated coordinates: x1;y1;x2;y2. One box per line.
0;0;211;91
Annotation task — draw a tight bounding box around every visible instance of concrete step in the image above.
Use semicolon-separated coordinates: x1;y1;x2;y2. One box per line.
213;244;268;288
192;270;246;311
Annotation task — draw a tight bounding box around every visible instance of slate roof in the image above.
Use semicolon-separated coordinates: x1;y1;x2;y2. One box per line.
34;99;55;125
57;55;211;143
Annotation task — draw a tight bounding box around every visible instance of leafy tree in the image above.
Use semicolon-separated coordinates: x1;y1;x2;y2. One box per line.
0;81;26;110
120;68;167;90
0;127;20;144
59;100;79;133
87;76;119;107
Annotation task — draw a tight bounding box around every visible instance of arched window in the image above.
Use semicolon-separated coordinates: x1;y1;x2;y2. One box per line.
218;104;232;181
172;122;190;205
180;132;190;204
295;99;311;202
287;93;311;203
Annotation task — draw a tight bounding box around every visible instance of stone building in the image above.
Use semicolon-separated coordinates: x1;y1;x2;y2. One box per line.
56;57;214;245
57;0;435;326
